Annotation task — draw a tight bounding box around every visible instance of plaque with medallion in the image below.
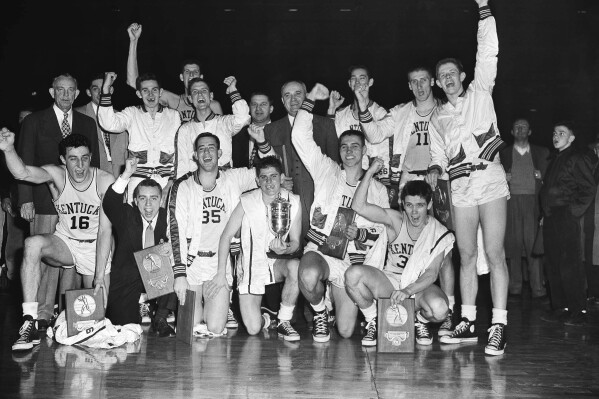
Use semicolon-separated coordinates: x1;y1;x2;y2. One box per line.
377;297;415;353
65;288;105;337
318;207;356;260
134;243;175;300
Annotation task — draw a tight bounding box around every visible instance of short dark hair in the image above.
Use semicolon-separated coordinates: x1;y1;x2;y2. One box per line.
135;73;161;91
407;65;434;81
348;65;371;79
194;132;220;150
400;180;433;204
133;178;163;199
180;59;202;73
339;129;366;147
59;134;91;157
52;73;78;90
554;120;576;136
435;58;464;77
280;80;307;97
187;77;211;95
89;73;105;86
255;156;283;177
250;91;272;105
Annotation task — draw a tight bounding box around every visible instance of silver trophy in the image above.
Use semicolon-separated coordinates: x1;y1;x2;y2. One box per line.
269;193;292;239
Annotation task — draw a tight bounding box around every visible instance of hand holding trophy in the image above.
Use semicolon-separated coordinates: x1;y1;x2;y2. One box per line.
268;193;292;256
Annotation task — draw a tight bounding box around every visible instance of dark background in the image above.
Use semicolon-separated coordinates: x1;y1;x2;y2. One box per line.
0;0;597;148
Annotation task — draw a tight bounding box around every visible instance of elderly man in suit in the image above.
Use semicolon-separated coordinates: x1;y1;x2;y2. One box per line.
75;74;129;177
17;73;100;330
97;157;176;337
259;80;339;241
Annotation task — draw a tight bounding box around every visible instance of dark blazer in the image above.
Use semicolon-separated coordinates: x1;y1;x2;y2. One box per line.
103;183;169;325
17;106;99;214
232;125;251;168
264;114;339;239
500;143;550;195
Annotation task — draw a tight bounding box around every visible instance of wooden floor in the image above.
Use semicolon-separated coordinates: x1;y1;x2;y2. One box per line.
1;281;599;399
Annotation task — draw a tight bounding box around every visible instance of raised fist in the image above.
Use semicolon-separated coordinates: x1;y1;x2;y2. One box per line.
307;83;329;101
368;157;384;175
474;0;489;6
127;23;142;41
123;156;139;179
353;82;370;111
329;90;345;111
248;124;265;143
0;128;16;151
102;72;117;94
223;76;237;94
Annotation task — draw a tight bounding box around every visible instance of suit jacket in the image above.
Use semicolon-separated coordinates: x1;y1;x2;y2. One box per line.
264;114;338;239
232;125;251;168
103;184;169;285
500;143;550;195
17;106;99;214
75;102;129;175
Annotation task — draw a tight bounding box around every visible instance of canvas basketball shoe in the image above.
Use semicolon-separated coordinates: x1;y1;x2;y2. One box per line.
12;315;41;351
277;320;300;341
312;309;330;343
439;317;477;344
485;323;506;356
361;317;377;346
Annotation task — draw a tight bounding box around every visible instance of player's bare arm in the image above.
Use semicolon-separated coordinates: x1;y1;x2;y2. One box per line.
126;23;142;90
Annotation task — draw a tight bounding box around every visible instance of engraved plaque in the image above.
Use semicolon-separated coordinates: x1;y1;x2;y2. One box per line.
65;288;105;337
134;243;175;300
377;297;415;353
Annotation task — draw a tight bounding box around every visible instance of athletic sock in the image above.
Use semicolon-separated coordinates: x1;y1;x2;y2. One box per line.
461;305;477;321
312;298;326;313
447;295;455;311
416;310;428;324
278;303;295;322
491;308;508;325
360;302;377;323
23;302;38;320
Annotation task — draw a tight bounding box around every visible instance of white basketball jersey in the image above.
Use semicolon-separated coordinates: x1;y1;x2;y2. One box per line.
54;168;102;241
199;183;228;262
385;216;416;275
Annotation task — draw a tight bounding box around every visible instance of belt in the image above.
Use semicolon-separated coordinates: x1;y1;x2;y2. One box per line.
197;251;216;257
408;169;428;176
68;237;96;243
132;165;173;179
470;162;488;171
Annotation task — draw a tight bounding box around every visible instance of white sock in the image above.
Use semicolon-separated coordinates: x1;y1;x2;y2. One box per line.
416;310;428;324
461;305;477;322
23;302;38;320
360;302;377;323
139;293;148;304
491;308;508;325
447;295;455;311
278;303;295;322
311;298;326;313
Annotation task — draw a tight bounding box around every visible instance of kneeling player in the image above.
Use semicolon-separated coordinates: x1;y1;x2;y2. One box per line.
216;157;302;341
0;131;114;351
346;159;454;346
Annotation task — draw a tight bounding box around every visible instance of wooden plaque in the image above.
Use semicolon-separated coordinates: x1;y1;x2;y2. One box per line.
318;207;356;260
65;288;105;337
176;290;196;345
133;243;175;300
432;179;453;231
377;297;415;353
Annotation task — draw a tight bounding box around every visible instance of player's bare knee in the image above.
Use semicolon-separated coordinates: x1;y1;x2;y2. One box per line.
207;318;226;334
337;322;355;339
427;297;449;322
245;320;262;336
299;265;321;291
23;236;45;258
344;266;363;289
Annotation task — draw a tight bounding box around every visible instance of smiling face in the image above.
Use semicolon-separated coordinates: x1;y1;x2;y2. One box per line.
436;62;465;97
136;79;162;109
402;195;431;228
257;166;282;198
180;63;202;92
552;125;575;151
511;119;531;142
194;135;221;172
189;81;213;111
61;146;91;183
408;70;434;103
50;76;79;112
86;78;103;106
135;186;162;222
348;67;372;92
281;82;306;117
339;133;366;168
250;94;273;125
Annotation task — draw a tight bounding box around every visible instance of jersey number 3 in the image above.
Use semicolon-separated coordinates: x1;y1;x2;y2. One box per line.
70;216;90;229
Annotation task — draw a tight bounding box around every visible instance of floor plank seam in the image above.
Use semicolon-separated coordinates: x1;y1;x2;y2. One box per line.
365;349;381;399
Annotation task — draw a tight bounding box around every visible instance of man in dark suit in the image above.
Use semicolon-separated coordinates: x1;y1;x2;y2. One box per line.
232;92;274;168
75;74;128;178
17;73;100;329
98;157;176;337
261;80;339;241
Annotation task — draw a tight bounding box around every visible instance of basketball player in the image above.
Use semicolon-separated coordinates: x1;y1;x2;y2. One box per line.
98;72;181;203
427;0;509;355
175;76;250;177
0;130;114;351
346;158;454;346
126;22;223;120
356;65;457;336
293;84;389;342
170;133;257;336
216;156;303;341
327;65;390;186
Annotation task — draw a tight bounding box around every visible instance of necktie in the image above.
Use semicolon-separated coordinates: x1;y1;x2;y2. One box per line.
249;142;258;167
103;132;111;156
61;112;71;138
144;223;155;249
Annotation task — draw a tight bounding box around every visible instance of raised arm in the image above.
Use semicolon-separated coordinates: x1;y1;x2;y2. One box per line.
351;157;395;230
93;170;116;302
98;72;132;133
355;83;395;144
220;76;251;136
0;128;53;184
473;0;498;92
126;23;142;90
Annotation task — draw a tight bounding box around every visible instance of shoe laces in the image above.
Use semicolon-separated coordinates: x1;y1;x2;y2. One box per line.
452;319;470;337
487;324;504;347
279;321;297;334
139;303;150;317
440;312;453;330
19;320;34;338
313;311;328;335
415;321;430;338
227;309;236;321
364;318;377;339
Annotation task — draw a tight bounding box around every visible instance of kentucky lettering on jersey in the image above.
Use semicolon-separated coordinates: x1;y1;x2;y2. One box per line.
55;202;100;216
202;195;226;224
388;241;414;270
179;108;195;123
410;120;430;146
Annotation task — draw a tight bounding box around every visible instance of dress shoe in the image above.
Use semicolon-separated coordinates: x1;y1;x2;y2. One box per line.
151;318;176;338
540;308;570;323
